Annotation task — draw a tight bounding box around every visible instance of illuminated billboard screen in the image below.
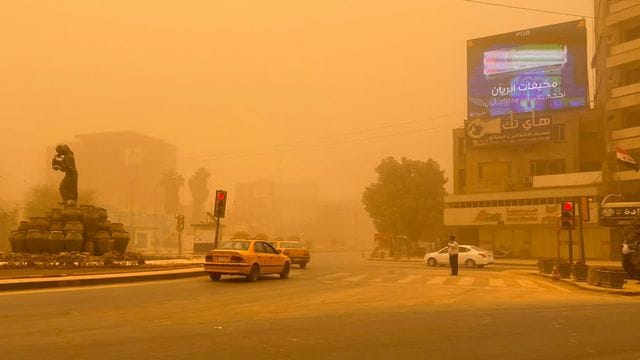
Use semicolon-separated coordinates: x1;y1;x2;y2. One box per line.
467;20;588;120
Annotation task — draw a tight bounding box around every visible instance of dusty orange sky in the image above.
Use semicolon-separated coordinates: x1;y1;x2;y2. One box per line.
0;0;593;205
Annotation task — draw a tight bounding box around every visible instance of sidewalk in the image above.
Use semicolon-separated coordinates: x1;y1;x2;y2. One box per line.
0;258;206;292
368;256;640;295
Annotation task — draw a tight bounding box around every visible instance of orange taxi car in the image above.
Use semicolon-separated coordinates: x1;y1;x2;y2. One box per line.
270;240;310;269
203;239;291;282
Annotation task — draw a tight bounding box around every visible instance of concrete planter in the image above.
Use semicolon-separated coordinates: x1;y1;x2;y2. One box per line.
555;262;572;279
537;259;555;274
587;267;600;285
597;268;626;289
572;264;589;282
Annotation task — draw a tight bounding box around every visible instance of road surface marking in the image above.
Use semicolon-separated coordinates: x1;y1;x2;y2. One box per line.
489;278;507;287
370;275;396;283
396;275;422;284
457;277;475;286
318;273;350;280
427;276;447;285
343;275;367;282
516;279;539;288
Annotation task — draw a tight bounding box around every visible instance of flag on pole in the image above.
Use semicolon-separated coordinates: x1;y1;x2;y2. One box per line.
616;146;639;171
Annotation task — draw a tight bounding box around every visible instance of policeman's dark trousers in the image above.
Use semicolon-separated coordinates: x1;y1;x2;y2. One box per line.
623;254;634;279
449;254;459;275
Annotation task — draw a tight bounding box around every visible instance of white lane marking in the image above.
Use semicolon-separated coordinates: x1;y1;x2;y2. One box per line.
396;275;422;284
318;272;350;280
516;279;539;288
489;278;507;287
457;277;475;286
343;275;367;282
427;276;448;285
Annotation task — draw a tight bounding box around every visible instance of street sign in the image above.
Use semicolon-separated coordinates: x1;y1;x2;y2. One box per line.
599;202;640;227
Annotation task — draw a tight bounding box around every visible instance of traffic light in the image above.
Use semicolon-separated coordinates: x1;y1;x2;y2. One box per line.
214;190;227;218
561;201;576;230
175;214;185;232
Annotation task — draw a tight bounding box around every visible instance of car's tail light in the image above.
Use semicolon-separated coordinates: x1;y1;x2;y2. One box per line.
283;251;290;256
479;253;487;258
229;256;244;263
303;251;309;256
205;255;213;262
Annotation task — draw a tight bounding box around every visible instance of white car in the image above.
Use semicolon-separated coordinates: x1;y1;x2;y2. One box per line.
423;245;495;268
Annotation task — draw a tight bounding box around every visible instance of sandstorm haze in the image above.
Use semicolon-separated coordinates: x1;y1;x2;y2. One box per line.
0;0;593;204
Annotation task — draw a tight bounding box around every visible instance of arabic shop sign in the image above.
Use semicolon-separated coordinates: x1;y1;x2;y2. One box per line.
465;115;552;146
444;205;560;226
599;204;640;226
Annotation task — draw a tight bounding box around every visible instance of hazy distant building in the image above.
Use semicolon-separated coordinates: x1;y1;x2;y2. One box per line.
232;180;319;243
47;131;177;212
594;0;640;198
45;131;179;253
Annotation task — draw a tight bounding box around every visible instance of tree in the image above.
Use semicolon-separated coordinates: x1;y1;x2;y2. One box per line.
24;184;96;217
188;167;211;223
160;169;184;215
362;157;447;248
0;205;18;252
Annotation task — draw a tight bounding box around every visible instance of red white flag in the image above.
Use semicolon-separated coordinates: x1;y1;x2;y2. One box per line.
616;146;638;171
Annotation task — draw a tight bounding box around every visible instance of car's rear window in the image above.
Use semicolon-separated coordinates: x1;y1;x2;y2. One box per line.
219;241;250;250
280;242;303;248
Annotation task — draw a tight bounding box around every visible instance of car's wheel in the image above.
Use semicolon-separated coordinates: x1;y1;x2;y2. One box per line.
247;264;260;282
465;259;477;268
209;273;221;281
427;258;438;267
280;262;290;279
299;262;307;269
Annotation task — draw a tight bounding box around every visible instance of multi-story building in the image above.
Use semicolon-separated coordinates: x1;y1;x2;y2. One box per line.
594;0;640;197
232;180;319;242
447;109;611;259
444;17;627;260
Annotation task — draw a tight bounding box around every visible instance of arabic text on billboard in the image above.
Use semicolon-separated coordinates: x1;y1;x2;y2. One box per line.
467;20;587;120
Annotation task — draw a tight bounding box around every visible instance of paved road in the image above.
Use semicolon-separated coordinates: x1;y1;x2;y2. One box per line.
1;252;639;359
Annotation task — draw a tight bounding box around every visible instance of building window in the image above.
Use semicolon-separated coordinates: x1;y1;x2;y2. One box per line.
622;66;640;86
458;169;466;193
625;24;640;42
530;159;566;176
458;138;466;157
478;161;511;181
623;107;640;128
551;124;565;141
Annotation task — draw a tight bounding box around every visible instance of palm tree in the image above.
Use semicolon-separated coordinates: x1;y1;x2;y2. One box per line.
188;167;211;223
160;169;184;215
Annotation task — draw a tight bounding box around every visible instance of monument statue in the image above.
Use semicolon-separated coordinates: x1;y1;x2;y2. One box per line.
52;144;78;206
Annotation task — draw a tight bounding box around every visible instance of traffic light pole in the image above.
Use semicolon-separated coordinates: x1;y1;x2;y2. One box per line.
214;216;220;249
579;206;586;264
568;230;573;265
178;230;182;257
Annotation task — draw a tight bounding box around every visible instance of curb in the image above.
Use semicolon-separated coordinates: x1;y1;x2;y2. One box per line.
0;267;207;292
532;272;640;296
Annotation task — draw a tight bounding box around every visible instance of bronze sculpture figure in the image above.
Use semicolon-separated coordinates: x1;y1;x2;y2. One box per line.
52;144;78;206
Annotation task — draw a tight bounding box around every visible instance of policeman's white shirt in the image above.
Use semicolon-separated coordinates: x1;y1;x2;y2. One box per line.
623;244;634;255
448;241;459;255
